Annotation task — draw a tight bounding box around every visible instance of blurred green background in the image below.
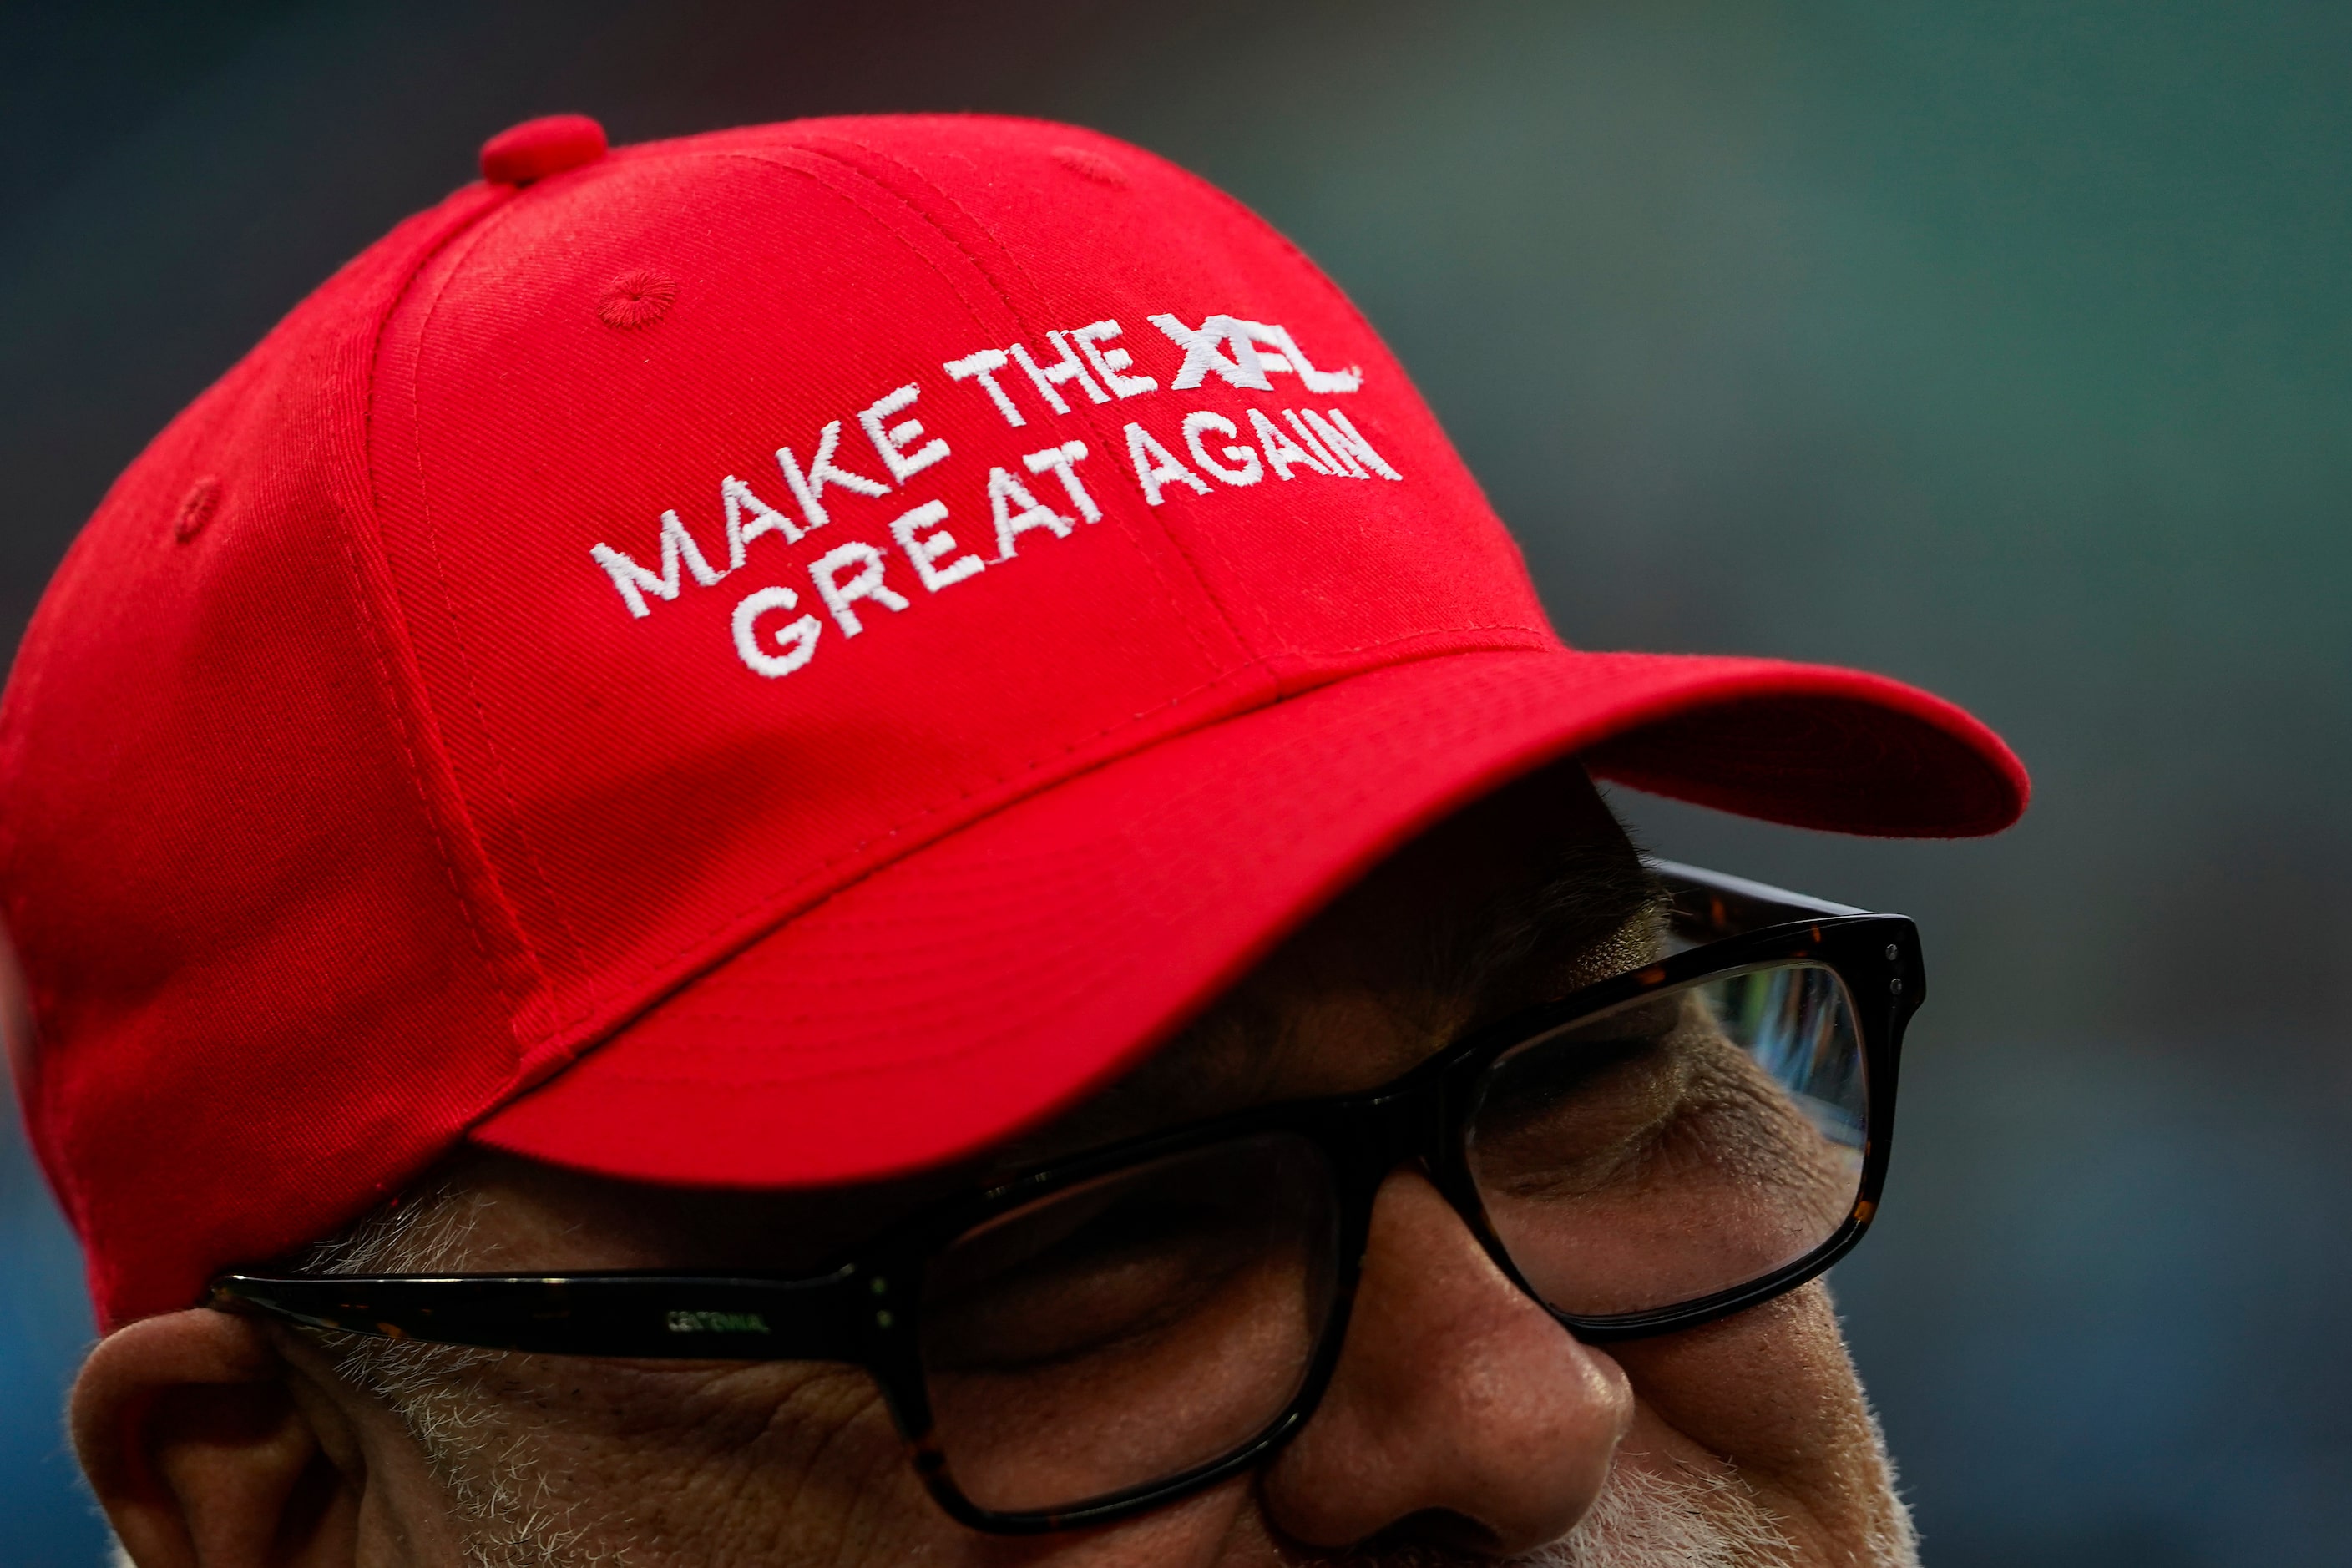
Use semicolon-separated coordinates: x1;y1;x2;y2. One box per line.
6;3;2349;1563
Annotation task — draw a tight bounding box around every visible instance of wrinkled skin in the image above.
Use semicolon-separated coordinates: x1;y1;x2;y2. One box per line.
69;766;1916;1566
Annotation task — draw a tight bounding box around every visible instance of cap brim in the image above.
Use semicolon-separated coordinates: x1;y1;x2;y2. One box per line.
471;648;2024;1186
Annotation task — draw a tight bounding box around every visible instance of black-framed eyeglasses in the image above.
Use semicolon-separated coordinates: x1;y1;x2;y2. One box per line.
212;861;1920;1535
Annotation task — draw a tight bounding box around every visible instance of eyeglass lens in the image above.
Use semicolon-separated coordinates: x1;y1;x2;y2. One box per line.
918;1131;1339;1515
914;959;1868;1517
1468;962;1868;1318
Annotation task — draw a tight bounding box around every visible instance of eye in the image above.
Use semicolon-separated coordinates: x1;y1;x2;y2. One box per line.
922;1136;1333;1376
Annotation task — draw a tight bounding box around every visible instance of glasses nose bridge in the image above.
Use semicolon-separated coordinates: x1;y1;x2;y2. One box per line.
1333;1074;1474;1211
1323;1070;1534;1304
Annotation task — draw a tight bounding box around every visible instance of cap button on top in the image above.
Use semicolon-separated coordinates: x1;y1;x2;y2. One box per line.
480;114;609;186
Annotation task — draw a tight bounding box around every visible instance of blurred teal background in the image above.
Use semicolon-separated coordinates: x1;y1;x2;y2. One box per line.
6;3;2349;1562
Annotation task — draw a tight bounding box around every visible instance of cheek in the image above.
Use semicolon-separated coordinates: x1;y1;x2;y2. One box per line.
463;1359;946;1565
1605;1285;1894;1530
457;1358;1272;1568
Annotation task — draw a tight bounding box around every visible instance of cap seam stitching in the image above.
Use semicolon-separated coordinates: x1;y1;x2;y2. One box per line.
386;190;601;1034
326;407;518;1029
338;201;543;1046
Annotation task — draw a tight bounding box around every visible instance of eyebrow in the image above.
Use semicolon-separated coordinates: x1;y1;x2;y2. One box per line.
1446;840;1670;1006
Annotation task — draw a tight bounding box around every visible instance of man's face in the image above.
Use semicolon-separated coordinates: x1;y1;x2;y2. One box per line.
101;767;1918;1567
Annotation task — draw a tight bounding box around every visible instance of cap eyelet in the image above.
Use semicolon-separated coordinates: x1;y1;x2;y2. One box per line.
599;269;678;329
1050;145;1128;187
171;477;221;544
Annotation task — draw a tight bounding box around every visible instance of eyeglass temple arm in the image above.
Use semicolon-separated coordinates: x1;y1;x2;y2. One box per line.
209;1268;878;1360
1644;857;1869;935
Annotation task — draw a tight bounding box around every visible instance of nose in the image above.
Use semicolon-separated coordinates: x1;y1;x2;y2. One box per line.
1257;1166;1633;1556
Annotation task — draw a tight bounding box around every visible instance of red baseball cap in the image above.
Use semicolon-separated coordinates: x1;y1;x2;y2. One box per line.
0;114;2025;1328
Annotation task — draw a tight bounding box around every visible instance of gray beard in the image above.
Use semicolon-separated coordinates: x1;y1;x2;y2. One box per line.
1330;1453;1914;1568
1546;1460;1803;1568
1544;1439;1920;1568
1537;1459;1855;1568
